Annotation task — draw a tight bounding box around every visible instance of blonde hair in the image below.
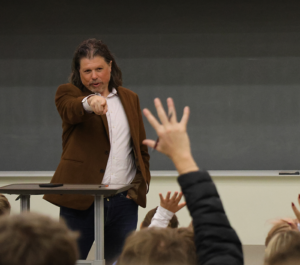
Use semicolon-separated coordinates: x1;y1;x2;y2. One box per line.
264;230;300;265
265;219;298;246
0;194;11;216
118;227;196;265
265;231;298;259
0;212;79;265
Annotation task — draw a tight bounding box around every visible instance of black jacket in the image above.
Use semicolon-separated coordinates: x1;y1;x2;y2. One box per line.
178;170;244;265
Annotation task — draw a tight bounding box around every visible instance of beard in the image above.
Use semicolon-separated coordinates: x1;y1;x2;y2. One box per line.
86;81;107;94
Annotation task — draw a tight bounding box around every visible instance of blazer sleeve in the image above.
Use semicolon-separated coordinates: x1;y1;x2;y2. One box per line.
178;171;244;265
55;84;94;125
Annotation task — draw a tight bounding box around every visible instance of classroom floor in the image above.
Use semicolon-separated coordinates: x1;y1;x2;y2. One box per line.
87;244;266;264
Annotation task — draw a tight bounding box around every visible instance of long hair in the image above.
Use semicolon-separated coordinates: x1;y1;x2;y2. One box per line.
70;38;122;92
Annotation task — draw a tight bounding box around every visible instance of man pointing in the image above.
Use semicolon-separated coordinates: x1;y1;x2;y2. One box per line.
44;39;151;264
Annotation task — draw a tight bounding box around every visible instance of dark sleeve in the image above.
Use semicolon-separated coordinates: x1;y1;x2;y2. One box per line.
55;84;94;125
178;171;244;265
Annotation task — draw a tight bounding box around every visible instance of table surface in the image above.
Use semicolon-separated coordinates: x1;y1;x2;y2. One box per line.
0;183;133;195
1;170;300;178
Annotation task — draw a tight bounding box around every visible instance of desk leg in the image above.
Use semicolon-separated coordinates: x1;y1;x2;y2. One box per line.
20;195;30;212
94;194;105;265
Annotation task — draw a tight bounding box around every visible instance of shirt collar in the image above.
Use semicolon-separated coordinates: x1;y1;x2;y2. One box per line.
94;88;117;98
106;88;118;98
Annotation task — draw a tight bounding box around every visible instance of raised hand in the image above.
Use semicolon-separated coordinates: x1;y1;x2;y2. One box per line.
159;191;186;213
142;98;199;174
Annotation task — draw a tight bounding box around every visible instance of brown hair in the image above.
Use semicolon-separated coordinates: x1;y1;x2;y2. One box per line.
0;194;11;216
0;212;79;265
70;38;122;92
264;230;300;265
118;227;196;265
141;207;179;229
265;219;298;246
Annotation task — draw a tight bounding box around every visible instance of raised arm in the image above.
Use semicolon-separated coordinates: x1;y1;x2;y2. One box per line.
149;191;186;228
142;98;243;265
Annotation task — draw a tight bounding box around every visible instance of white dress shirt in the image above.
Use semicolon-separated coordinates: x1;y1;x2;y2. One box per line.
82;88;137;185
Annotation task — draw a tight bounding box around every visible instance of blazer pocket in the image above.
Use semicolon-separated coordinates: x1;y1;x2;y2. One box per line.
62;158;84;164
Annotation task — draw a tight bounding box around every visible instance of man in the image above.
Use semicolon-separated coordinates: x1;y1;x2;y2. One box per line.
43;39;151;263
117;98;243;265
0;212;78;265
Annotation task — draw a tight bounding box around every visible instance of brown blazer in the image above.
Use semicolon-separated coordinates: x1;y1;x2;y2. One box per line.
43;84;151;210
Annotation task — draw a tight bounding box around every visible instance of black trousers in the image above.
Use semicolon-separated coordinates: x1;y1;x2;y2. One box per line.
60;191;138;264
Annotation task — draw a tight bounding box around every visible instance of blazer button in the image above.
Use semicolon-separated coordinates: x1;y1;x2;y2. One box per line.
105;151;109;155
100;169;105;173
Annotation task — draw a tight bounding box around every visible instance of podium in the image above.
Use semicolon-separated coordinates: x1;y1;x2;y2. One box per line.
0;183;133;265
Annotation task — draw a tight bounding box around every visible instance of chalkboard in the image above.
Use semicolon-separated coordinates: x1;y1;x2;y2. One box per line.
1;0;300;170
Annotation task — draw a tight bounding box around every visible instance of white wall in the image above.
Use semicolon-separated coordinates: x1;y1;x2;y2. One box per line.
139;174;300;245
1;173;299;245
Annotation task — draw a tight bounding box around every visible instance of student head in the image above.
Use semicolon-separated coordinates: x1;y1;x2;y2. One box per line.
118;227;196;265
264;230;300;265
265;219;298;246
0;194;11;216
0;212;79;265
140;206;179;229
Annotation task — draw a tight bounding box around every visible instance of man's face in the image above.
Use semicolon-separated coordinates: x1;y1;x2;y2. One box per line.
79;56;112;95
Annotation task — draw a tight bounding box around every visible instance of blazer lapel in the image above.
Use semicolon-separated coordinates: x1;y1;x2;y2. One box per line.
100;115;110;140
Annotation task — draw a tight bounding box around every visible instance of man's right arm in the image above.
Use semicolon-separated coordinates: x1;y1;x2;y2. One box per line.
55;84;94;124
83;95;107;115
55;84;106;124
